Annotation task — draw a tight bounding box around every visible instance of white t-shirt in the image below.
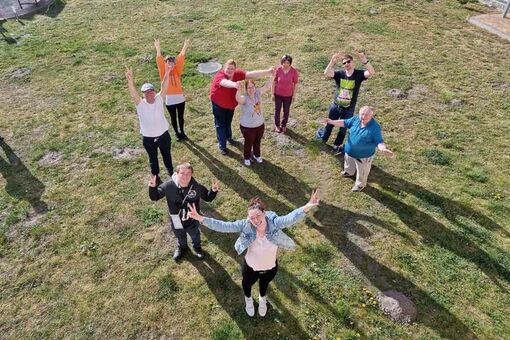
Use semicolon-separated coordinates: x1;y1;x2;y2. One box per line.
136;93;169;137
245;235;278;271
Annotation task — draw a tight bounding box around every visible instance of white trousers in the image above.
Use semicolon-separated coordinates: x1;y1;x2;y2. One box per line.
344;154;374;188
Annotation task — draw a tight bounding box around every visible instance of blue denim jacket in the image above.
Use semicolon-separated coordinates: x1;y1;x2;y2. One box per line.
202;207;306;255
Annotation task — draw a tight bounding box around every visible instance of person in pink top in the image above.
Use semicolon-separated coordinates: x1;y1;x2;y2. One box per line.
273;54;299;133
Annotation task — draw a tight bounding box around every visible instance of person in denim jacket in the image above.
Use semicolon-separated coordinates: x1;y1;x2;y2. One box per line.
187;189;319;317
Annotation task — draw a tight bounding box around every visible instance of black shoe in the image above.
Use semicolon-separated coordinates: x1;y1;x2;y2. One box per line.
156;175;163;186
220;148;228;156
0;136;3;143
173;247;187;261
194;247;205;260
180;132;189;140
176;133;184;141
340;171;354;178
227;138;236;145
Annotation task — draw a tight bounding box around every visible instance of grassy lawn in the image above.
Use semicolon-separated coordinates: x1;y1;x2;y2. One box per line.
1;0;509;339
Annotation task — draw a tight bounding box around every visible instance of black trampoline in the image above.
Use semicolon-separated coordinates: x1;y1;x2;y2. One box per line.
0;0;54;19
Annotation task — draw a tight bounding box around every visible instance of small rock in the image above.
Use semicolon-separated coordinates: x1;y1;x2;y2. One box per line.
38;151;63;167
9;67;32;79
387;88;407;99
368;8;379;15
377;290;417;324
113;148;144;160
448;99;463;108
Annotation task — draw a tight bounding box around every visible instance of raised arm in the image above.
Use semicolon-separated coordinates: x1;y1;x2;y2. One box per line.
187;203;245;232
125;67;141;106
259;72;274;95
356;49;375;78
160;63;171;98
148;175;166;201
235;81;246;104
324;52;342;78
220;78;240;89
180;39;190;56
246;66;274;79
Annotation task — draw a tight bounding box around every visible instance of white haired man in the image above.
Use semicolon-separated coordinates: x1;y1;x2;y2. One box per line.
324;106;394;192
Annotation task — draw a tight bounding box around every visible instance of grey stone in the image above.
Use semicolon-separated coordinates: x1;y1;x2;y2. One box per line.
9;67;32;79
368;8;379;15
448;99;463;108
377;290;417;324
38;151;63;167
387;88;407;99
113;148;144;160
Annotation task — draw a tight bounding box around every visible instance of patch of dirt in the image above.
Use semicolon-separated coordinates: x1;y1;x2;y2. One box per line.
7;67;32;79
38;151;63;167
448;99;463;108
407;84;430;100
387;89;407;99
113;148;144;160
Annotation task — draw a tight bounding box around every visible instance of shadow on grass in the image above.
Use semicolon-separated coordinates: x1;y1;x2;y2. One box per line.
366;165;510;287
0;140;47;213
185;138;476;338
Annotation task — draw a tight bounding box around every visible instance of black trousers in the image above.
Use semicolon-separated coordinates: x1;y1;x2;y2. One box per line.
172;220;201;249
142;130;173;176
166;102;186;135
241;259;278;298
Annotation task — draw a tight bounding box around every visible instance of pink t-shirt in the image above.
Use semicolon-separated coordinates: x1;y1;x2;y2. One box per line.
274;66;299;97
245;236;278;271
210;68;247;109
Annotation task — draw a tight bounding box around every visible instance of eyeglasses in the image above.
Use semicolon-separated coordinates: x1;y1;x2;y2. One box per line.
342;60;352;65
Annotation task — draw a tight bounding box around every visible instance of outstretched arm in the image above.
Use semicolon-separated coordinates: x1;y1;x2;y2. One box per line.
259;72;275;95
324;52;342;78
377;143;394;157
323;117;345;127
274;189;320;229
246;66;274;79
187;203;245;232
125;66;141;106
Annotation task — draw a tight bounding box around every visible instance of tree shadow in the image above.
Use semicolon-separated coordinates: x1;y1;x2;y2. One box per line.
0;140;47;213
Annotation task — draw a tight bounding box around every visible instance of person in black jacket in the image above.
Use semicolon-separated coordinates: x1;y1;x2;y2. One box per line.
149;162;219;261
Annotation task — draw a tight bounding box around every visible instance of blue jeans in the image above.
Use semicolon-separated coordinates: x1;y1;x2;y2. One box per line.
322;104;354;146
212;102;235;151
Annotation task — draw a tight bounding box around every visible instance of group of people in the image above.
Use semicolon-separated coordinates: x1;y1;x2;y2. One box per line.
125;39;395;317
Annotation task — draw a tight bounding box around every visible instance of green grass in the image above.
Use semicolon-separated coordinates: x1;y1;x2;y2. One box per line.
1;0;509;339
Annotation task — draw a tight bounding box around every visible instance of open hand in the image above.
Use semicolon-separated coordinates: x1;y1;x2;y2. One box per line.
154;38;160;51
125;66;133;81
303;189;320;212
382;148;394;158
355;48;368;63
187;203;204;222
211;179;220;192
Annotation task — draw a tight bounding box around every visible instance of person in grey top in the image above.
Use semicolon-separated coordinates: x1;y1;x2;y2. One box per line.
236;76;273;166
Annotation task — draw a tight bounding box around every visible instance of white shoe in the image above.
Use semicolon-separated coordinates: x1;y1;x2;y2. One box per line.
258;295;267;317
244;159;251;166
254;156;263;163
245;296;255;317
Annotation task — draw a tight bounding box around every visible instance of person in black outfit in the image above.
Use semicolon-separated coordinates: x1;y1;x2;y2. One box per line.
149;162;219;261
322;50;376;153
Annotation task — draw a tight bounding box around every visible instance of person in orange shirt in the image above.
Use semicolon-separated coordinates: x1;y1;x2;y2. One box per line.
155;39;190;141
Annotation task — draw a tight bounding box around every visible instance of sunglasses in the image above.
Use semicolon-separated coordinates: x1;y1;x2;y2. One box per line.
342;60;352;65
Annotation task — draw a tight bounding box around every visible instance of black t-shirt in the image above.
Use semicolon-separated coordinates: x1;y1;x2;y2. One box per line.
333;69;366;109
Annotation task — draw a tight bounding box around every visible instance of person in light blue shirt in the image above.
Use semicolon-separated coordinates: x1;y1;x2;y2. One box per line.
324;106;394;192
186;190;319;317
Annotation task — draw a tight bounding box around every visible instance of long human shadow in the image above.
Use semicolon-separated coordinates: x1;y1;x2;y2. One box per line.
0;140;47;213
365;166;510;287
184;139;292;215
230;154;476;338
192;208;310;339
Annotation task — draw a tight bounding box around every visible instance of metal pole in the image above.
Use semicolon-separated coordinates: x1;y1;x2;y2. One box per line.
504;0;510;18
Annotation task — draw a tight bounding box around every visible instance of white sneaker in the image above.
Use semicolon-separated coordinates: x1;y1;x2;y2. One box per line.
258;295;267;317
244;159;251;166
254;156;263;163
245;296;255;316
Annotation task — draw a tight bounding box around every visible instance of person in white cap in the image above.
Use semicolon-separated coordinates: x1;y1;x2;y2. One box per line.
126;65;173;184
